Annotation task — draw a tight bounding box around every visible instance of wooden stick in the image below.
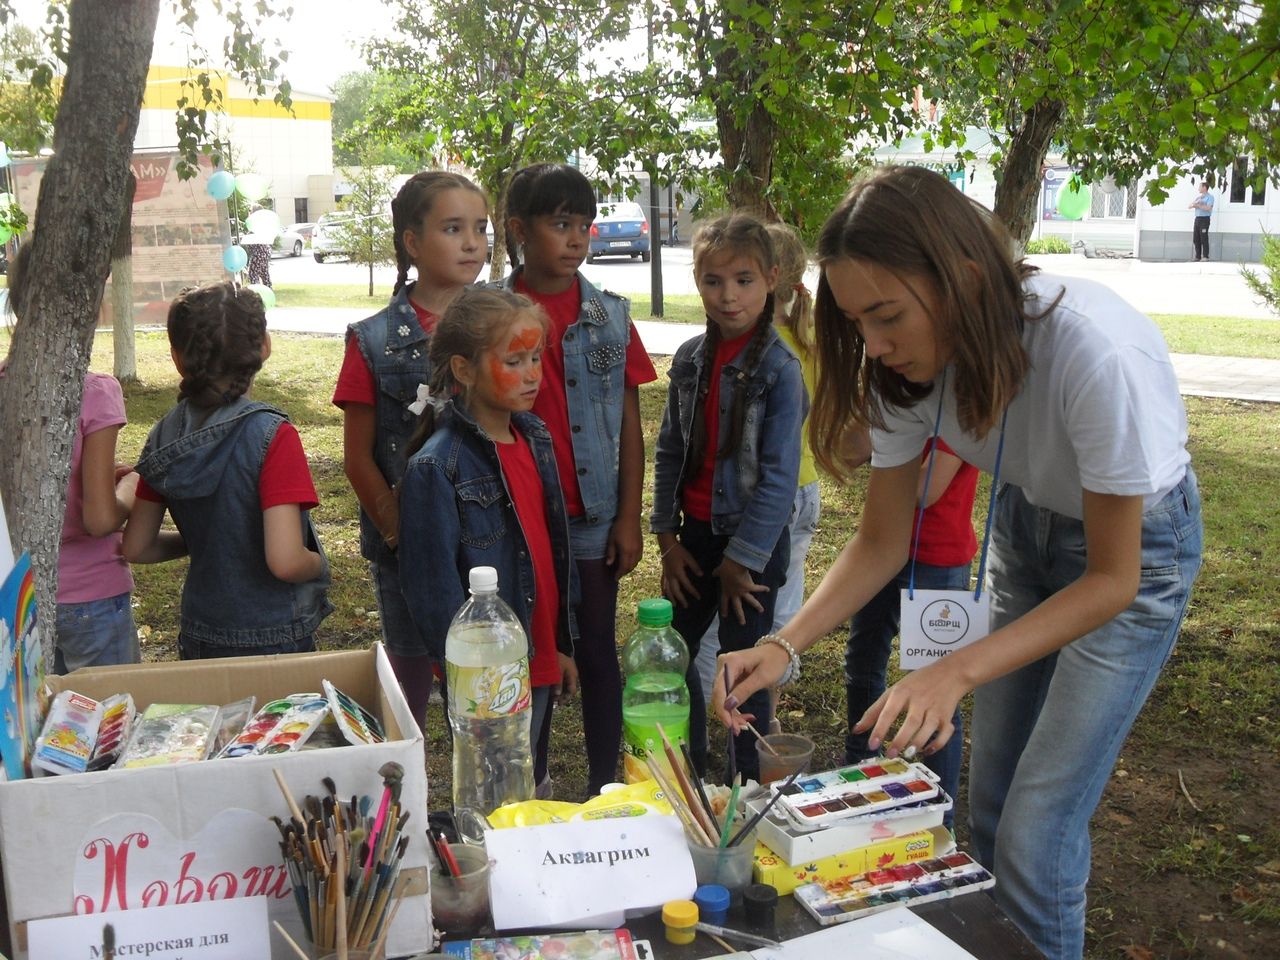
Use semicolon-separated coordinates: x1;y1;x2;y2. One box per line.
272;768;307;827
679;740;721;835
368;875;410;960
272;920;312;960
655;722;719;842
646;753;714;846
744;720;782;757
335;835;349;960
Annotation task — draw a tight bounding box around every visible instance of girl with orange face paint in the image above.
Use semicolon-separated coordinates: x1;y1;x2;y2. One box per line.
399;288;580;799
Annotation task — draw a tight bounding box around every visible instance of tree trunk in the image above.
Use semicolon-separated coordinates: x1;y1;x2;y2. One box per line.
112;172;137;383
488;175;512;279
709;21;778;220
110;255;136;382
0;0;160;672
994;98;1067;247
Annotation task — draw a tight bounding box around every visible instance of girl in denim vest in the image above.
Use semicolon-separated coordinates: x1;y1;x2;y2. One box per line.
495;163;658;795
399;288;579;798
125;282;332;659
651;213;806;783
333;172;489;728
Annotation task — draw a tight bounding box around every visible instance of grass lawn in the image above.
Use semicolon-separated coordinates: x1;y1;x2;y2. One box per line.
271;283;1278;356
24;327;1270;959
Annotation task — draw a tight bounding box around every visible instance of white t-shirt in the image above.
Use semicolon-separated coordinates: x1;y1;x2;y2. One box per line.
870;273;1190;520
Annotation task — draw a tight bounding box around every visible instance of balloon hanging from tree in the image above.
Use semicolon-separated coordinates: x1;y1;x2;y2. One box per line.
245;208;283;241
1056;178;1091;220
235;173;269;202
206;170;236;201
222;245;248;273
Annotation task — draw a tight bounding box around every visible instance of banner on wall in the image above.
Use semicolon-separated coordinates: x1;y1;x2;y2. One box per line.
1041;165;1076;221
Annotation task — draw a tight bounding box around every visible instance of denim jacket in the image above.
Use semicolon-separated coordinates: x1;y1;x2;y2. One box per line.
491;269;632;526
347;285;432;560
398;402;578;662
135;397;333;647
650;327;807;572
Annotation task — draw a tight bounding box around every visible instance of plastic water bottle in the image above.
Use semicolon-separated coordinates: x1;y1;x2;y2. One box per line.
621;598;691;783
445;566;533;840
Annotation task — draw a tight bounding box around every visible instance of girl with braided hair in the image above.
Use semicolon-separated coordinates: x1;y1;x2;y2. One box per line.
332;170;488;728
124;281;332;659
650;212;807;782
398;287;579;795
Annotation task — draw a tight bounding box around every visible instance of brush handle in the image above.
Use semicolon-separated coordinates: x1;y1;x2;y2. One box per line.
728;768;804;846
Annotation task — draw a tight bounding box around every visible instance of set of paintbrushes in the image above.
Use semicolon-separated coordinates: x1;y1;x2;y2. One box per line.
269;763;411;960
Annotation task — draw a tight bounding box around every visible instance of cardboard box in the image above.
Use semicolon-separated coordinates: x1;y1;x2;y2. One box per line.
752;826;951;896
746;791;951;865
0;645;431;959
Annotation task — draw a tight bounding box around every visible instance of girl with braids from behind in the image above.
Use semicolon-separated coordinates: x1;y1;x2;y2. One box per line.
398;288;579;796
650;212;806;782
332;171;489;728
124;282;332;659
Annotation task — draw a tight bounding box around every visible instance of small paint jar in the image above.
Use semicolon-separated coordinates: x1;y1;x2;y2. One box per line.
693;884;730;926
662;899;699;945
743;883;779;933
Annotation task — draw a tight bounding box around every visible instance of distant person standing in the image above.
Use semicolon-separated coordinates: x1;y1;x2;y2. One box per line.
1189;182;1213;262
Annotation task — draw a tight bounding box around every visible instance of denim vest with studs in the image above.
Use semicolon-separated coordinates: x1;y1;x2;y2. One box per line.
347;285;433;560
492;269;632;526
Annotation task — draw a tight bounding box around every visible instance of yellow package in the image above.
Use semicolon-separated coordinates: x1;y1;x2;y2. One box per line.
487;779;674;828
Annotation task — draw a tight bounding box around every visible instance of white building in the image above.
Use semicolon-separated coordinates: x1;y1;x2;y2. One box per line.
134;65;337;225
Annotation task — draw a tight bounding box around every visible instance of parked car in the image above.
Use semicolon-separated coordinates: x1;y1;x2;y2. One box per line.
291;222;317;243
271;226;306;258
312;213;354;262
587;202;650;263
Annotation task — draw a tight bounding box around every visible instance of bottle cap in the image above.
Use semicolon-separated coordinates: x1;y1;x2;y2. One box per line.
637;598;674;627
661;898;698;928
743;882;778;929
468;566;499;594
693;883;730;917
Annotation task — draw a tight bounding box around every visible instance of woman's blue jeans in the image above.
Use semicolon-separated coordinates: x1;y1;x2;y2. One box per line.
970;470;1202;960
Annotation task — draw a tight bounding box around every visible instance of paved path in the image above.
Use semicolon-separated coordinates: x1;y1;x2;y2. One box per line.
267;307;1280;404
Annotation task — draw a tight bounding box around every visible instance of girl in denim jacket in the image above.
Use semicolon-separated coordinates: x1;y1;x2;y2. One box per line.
125;282;332;658
333;171;489;730
651;213;806;782
399;288;579;798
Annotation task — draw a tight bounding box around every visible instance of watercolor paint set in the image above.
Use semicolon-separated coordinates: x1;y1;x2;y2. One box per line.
793;850;996;926
772;757;943;828
215;693;328;758
323;679;386;746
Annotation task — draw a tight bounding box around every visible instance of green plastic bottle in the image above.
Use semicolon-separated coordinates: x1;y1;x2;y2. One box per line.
621;598;691;783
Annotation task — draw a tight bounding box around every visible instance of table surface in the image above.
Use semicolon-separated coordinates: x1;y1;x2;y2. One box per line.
623;890;1044;959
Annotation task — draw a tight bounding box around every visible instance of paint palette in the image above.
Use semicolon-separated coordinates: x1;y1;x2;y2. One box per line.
215;693;328;758
323;680;386;746
793;850;996;926
773;757;942;828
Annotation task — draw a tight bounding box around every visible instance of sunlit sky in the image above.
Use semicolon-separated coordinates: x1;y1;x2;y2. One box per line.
7;0;648;98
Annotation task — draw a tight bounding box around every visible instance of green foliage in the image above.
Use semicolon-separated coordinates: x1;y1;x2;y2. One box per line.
328;149;397;294
0;23;55;151
330;70;423;172
933;0;1280;239
1240;232;1280;319
1025;236;1073;254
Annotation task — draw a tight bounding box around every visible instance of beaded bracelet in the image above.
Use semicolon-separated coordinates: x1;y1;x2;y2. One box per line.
755;633;801;686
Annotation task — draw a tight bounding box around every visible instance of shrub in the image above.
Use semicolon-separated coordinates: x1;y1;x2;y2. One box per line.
1240;230;1280;318
1025;236;1074;255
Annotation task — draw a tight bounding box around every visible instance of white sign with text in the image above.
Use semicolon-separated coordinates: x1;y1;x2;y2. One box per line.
484;814;696;930
28;894;270;959
899;589;991;670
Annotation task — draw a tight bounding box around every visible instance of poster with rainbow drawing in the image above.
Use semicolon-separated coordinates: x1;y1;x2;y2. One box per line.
0;552;44;781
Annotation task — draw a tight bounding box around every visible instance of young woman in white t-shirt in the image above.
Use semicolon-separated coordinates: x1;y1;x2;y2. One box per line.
713;165;1202;960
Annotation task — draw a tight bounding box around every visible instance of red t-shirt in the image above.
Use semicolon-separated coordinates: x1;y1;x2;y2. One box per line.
495;430;561;687
332;297;437;408
136;421;319;511
514;275;658;516
912;437;979;568
681;329;754;521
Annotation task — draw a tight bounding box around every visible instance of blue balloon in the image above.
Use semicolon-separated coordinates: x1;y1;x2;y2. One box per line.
207;170;236;201
222;245;248;273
